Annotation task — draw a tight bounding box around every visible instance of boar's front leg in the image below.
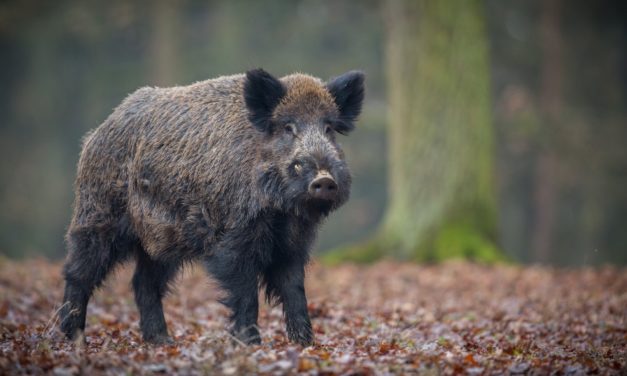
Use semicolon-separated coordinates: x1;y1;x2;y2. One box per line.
205;250;261;345
265;260;313;347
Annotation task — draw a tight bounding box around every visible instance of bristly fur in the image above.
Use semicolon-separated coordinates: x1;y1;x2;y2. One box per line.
58;69;365;347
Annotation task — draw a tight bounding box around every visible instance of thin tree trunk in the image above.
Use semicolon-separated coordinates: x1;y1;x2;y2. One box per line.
532;0;562;264
150;0;179;86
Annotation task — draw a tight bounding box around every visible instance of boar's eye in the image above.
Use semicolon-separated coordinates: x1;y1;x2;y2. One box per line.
284;123;296;136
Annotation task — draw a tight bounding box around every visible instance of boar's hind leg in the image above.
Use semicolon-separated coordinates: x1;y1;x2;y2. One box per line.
132;250;180;344
60;223;132;341
205;253;261;345
264;260;313;347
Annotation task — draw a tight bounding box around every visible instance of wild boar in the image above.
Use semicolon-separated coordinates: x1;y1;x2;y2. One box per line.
59;69;364;346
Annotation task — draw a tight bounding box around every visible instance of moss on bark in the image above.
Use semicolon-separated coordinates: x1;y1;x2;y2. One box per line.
326;0;502;263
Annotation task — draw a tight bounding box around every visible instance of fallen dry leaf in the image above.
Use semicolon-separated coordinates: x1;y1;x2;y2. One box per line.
0;258;625;374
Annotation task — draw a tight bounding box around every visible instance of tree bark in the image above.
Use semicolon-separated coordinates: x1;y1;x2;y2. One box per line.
531;0;562;264
150;0;179;86
327;0;500;262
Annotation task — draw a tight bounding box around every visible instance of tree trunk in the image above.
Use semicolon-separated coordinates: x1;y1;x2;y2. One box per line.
531;0;562;264
326;0;500;262
150;0;179;86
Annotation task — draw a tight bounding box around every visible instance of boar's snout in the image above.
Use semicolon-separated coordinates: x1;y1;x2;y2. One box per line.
308;172;338;201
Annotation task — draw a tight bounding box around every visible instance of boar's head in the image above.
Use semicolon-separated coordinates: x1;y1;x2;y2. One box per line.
245;69;364;218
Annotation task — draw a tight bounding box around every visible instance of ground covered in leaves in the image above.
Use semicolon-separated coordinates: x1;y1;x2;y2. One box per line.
0;258;625;375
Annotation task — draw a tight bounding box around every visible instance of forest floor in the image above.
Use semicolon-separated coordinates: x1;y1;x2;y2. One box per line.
0;258;625;375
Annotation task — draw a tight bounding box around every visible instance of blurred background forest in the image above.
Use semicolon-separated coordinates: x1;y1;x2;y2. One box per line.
0;0;625;265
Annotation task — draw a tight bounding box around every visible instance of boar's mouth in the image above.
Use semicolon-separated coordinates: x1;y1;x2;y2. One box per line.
284;188;337;219
255;164;346;219
293;197;333;219
307;197;334;212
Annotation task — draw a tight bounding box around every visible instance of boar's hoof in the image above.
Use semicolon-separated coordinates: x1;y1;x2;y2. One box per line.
231;326;261;346
293;333;314;347
144;334;174;345
287;325;314;347
60;323;83;342
70;330;87;347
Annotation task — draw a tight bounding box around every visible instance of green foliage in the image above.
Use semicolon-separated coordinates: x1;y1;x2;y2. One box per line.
323;222;504;265
321;236;389;265
325;202;504;265
418;223;503;263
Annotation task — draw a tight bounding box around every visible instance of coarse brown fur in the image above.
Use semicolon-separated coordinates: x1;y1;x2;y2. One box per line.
59;69;365;346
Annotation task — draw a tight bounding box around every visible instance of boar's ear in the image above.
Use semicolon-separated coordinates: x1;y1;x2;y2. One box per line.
244;69;287;133
326;71;365;132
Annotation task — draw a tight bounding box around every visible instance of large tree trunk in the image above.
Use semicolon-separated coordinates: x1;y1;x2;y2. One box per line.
383;0;499;260
327;0;500;262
